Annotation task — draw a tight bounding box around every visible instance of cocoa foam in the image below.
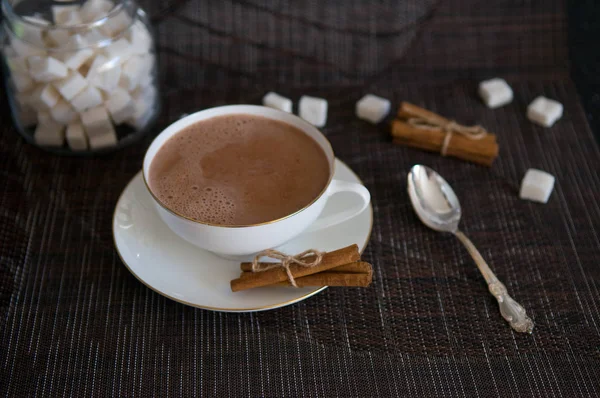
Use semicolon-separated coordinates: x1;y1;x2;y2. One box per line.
148;114;330;226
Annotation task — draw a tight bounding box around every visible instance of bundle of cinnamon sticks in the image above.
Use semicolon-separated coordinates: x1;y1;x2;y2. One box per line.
230;245;373;292
391;102;499;166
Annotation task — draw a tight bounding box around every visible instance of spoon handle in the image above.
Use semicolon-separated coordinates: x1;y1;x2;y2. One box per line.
455;230;534;334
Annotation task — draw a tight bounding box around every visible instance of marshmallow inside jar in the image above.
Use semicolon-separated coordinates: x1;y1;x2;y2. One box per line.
0;0;159;154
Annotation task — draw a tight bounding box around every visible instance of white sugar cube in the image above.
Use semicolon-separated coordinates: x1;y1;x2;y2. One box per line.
60;48;95;70
70;85;103;111
355;94;390;124
52;5;80;24
106;88;135;124
16;91;31;107
102;38;132;63
126;97;154;129
80;105;112;136
89;126;117;149
61;34;88;51
99;9;132;37
30;84;61;109
262;92;292;113
137;54;155;87
90;63;121;92
50;99;77;124
6;56;28;73
20;16;49;47
131;84;156;104
86;54;109;76
519;169;555;204
80;0;114;22
128;21;153;54
53;72;87;100
66;122;88;150
45;29;70;48
82;30;109;47
478;78;513;109
11;38;46;57
34;114;64;147
119;56;144;90
17;104;37;127
299;95;328;127
61;11;83;26
12;73;35;92
527;96;563;127
28;56;69;82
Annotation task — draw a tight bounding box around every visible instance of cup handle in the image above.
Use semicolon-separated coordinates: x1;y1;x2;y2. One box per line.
303;179;371;233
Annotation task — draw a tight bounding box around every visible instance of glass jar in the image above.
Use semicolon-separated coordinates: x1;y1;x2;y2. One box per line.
1;0;159;154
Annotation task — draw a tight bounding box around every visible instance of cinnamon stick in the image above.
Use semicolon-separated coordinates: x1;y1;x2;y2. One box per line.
398;101;450;126
272;270;373;287
230;244;360;292
240;259;371;274
392;102;499;166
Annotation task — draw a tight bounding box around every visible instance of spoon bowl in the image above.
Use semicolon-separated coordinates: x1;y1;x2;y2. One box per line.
407;165;461;233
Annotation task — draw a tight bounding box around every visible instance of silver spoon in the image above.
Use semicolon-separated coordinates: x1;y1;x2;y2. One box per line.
407;165;534;334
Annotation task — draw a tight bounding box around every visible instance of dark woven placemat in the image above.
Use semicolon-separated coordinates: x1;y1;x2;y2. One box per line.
2;0;599;396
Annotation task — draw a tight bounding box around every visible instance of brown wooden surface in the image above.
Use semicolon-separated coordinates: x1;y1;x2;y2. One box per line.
2;0;600;396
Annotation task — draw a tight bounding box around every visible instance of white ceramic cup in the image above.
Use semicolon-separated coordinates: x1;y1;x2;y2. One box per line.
143;105;371;256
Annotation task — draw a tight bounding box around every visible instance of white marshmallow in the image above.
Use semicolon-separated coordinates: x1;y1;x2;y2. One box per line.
80;0;114;22
478;78;513;109
30;84;61;109
527;96;563;127
299;95;328;127
28;56;69;82
52;5;80;24
88;127;117;149
102;38;132;63
66;122;88;150
519;169;555;204
262;92;292;113
70;85;103;111
53;72;87;100
106;88;135;124
50;99;78;124
60;48;95;70
34;114;64;147
99;9;132;37
80;105;112;136
355;94;390;124
12;73;35;92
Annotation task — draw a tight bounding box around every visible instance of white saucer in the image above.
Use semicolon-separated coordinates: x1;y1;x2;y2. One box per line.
113;158;373;312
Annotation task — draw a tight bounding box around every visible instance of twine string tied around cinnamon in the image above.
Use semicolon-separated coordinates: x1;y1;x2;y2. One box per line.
251;249;324;287
407;117;488;156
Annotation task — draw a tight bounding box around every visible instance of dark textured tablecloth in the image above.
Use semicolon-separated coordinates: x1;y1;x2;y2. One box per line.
2;1;600;396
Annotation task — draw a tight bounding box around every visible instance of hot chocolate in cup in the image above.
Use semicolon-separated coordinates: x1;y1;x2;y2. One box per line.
143;105;370;257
